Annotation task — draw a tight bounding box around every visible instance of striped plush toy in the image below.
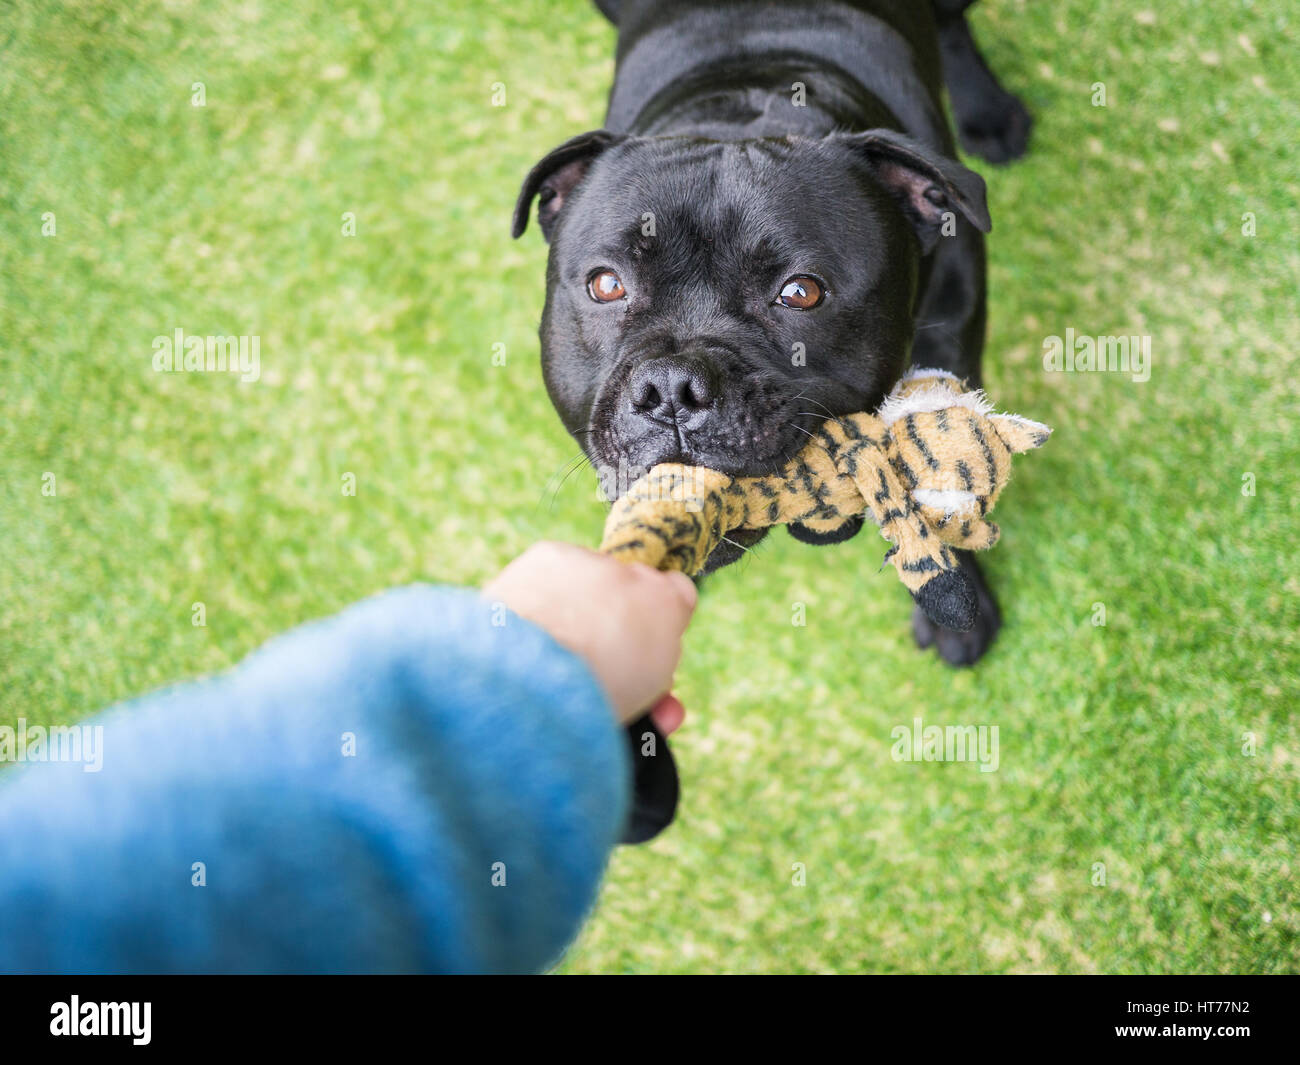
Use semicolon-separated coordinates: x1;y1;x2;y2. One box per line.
600;369;1050;633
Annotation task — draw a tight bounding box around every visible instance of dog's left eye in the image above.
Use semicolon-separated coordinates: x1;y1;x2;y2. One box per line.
776;276;825;310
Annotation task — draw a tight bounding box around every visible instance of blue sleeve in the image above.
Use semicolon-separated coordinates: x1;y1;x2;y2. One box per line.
0;585;629;974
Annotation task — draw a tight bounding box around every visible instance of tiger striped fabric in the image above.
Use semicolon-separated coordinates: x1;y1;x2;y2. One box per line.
600;369;1050;629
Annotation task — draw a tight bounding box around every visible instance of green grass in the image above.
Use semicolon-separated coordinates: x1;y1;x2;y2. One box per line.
2;0;1297;973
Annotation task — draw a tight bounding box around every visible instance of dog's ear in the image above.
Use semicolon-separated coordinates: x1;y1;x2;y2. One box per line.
841;129;991;253
512;129;621;241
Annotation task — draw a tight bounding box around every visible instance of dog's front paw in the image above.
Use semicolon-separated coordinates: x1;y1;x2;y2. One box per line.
910;559;1002;666
955;91;1032;165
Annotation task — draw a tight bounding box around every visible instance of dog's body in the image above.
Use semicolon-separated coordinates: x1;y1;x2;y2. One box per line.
515;0;1031;665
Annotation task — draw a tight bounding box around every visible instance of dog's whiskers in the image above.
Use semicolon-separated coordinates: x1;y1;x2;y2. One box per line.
784;421;837;464
540;450;595;512
791;394;852;433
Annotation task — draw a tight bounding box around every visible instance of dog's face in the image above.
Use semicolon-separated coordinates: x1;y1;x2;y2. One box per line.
514;130;989;567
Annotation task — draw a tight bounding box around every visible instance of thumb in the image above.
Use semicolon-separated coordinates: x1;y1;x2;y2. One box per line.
663;570;698;616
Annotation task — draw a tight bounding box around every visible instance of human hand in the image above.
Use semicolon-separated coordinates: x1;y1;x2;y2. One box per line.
483;542;697;730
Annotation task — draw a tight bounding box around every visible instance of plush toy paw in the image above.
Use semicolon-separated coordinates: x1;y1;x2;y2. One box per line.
911;554;1002;666
620;713;679;844
910;564;979;632
787;514;865;546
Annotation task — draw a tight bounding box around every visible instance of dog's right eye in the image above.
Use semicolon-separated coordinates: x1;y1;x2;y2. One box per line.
587;269;626;303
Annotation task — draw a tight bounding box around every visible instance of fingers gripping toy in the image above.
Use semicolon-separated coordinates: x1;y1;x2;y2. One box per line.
603;369;1050;843
601;368;1051;632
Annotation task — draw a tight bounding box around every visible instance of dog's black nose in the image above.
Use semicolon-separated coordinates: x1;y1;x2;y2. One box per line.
626;357;718;427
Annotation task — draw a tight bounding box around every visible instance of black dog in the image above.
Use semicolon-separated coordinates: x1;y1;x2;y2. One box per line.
514;0;1030;667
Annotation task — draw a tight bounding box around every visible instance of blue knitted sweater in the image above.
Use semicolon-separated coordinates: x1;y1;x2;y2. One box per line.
0;586;629;973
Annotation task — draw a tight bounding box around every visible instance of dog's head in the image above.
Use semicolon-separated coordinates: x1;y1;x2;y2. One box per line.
514;130;989;566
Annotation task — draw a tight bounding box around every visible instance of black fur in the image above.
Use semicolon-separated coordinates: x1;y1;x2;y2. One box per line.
515;0;1031;666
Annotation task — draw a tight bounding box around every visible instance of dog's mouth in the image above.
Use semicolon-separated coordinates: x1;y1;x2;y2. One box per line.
701;526;770;572
582;359;852;571
587;417;815;573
